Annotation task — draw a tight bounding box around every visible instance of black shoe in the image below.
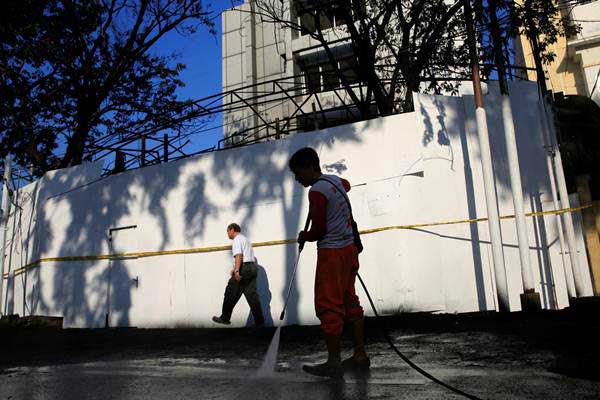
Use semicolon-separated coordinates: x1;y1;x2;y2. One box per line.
212;316;231;325
341;356;371;371
302;361;343;379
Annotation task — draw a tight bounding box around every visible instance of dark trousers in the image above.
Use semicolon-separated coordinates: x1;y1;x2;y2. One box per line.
220;262;265;325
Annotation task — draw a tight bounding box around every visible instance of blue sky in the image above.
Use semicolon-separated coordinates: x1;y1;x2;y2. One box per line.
152;1;235;154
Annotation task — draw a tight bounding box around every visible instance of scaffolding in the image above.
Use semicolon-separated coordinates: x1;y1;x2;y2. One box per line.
1;61;535;181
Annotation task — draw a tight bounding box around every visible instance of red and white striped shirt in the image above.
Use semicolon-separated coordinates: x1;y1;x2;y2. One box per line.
305;174;354;249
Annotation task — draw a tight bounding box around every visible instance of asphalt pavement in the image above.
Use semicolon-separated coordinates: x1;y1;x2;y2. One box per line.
1;305;599;400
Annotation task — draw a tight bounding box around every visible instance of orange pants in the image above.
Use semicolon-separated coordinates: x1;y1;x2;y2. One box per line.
314;244;363;336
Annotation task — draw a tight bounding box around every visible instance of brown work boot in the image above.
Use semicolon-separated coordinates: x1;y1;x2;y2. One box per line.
302;360;344;379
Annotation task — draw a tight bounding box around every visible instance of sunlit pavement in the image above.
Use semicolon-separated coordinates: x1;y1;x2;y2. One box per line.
1;310;600;399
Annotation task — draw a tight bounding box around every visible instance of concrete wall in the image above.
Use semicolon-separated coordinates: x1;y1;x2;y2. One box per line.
1;82;593;328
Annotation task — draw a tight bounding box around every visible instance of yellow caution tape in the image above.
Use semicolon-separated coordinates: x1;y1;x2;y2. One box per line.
359;204;593;235
3;203;593;278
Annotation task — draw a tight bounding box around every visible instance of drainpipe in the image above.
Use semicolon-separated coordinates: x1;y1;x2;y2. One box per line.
489;0;539;310
540;97;589;297
105;224;137;328
0;155;12;315
465;0;510;311
537;98;576;299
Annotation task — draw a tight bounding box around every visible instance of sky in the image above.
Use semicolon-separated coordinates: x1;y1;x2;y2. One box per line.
152;1;236;154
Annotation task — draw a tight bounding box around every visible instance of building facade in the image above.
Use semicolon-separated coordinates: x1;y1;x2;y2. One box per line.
515;0;600;105
221;1;366;144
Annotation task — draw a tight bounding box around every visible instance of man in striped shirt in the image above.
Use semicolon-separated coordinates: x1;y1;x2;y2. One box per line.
289;147;370;379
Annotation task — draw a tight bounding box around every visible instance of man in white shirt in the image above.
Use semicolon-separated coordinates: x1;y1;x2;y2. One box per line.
212;223;265;327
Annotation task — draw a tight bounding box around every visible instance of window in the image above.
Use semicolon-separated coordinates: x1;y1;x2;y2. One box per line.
332;7;346;27
295;1;351;37
305;65;321;93
298;56;361;93
319;13;333;31
339;58;359;85
300;11;315;35
322;63;339;91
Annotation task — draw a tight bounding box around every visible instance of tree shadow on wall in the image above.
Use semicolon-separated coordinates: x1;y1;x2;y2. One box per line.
209;122;365;326
9;119;364;328
12;158;218;328
418;87;557;311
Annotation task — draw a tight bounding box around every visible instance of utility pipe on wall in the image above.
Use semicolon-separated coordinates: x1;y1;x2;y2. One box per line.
488;0;536;297
105;224;138;328
500;96;536;292
0;155;11;315
540;98;589;297
464;0;510;311
537;99;576;299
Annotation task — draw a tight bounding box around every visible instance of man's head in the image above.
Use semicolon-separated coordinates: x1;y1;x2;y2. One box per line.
288;147;321;187
227;223;241;239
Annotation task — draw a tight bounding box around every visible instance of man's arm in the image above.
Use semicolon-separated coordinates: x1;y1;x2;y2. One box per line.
232;254;243;281
303;191;328;242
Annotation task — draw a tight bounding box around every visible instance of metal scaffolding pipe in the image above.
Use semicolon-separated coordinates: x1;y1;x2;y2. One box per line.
0;155;12;315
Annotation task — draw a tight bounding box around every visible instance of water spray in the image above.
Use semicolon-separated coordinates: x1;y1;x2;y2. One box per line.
254;214;311;378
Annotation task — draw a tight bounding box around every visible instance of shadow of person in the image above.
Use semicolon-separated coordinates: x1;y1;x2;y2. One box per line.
246;260;274;327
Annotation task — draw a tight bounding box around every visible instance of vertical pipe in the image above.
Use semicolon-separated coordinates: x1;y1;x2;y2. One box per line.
488;0;536;295
163;134;169;163
464;0;510;311
114;151;126;173
500;95;536;292
0;155;12;315
540;97;589;297
105;232;113;328
141;136;146;167
537;99;576;299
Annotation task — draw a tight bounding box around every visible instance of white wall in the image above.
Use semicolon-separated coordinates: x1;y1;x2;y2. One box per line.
1;82;592;328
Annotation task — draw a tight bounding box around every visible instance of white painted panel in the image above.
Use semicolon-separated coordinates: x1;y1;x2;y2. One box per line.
2;82;593;328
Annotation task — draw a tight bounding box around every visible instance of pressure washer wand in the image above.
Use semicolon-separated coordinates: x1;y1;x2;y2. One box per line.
279;213;311;321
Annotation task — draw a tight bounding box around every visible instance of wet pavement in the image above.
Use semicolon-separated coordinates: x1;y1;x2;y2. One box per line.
1;307;600;399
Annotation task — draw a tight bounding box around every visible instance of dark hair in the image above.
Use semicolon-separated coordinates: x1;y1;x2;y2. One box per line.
227;223;241;232
288;147;321;172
